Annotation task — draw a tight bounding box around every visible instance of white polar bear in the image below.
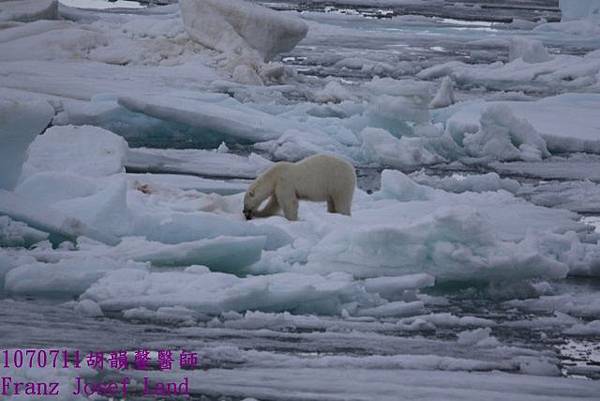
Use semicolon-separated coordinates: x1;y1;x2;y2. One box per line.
243;154;356;221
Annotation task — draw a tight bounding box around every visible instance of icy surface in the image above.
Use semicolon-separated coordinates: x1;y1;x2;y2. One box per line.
0;98;54;190
20;125;128;180
443;94;600;155
0;190;120;246
0;0;58;22
560;0;600;21
83;269;373;315
179;0;308;62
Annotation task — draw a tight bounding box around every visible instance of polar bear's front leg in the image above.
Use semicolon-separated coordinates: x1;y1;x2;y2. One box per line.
275;182;298;221
254;196;280;217
332;193;352;216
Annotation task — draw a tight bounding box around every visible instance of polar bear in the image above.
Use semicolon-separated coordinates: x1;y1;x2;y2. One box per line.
243;154;356;221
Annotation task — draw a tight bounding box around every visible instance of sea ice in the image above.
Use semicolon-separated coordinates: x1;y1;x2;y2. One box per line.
0;216;48;248
410;171;521;194
429;76;456;109
179;0;307;63
20;125;127;180
0;190;121;246
462;104;550;162
111;235;266;271
564;320;600;335
508;37;552;64
82;269;376;315
4;256;148;297
0;0;58;23
74;299;103;317
118;94;293;143
559;0;600;21
0;98;54;190
126;148;272;179
442;94;600;155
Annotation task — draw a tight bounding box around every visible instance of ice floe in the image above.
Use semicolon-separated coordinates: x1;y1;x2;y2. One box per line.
0;98;54;190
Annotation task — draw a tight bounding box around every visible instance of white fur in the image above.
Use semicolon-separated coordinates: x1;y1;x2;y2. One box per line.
243;154;356;221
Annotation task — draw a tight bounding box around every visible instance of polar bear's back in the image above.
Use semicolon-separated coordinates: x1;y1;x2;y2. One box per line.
290;154;356;201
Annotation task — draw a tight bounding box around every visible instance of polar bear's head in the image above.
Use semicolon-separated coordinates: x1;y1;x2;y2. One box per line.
243;177;271;220
243;187;258;220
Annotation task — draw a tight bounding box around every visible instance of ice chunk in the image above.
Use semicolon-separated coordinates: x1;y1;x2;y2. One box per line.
356;301;425;318
254;129;344;162
305;206;569;283
520;230;600;278
0;98;54;190
508;37;552;64
518;357;561;376
0;249;35;288
0;215;48;247
83;269;374;315
216;142;229;153
410;172;521;194
359;128;442;168
506;293;600;319
53;175;132;236
5;257;147;297
445;95;600;155
179;0;308;62
231;64;263;86
518;180;600;214
364;274;435;301
123;305;199;325
118;94;289;143
0;0;58;22
20;125;127;181
131;211;292;251
418;52;600;93
127;173;249;196
463;105;550;162
59;0;143;10
15;172;98;204
126;147;272;179
559;0;600;21
0;190;121;246
457;328;500;347
368;94;431;126
112;235;265;271
74;299;103;317
0;19;69;44
403;313;496;329
429;76;456;109
375;170;434;202
0;26;108;62
505;312;580;330
315;81;356;104
564;320;600;335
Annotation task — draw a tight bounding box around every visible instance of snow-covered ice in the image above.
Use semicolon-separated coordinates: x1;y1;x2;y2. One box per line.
0;98;54;190
559;0;600;21
179;0;308;63
0;0;58;23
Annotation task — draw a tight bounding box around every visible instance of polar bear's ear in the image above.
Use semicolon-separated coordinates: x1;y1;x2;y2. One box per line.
248;190;255;197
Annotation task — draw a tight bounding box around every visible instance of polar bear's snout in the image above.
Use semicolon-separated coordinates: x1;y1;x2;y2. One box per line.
243;208;253;220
